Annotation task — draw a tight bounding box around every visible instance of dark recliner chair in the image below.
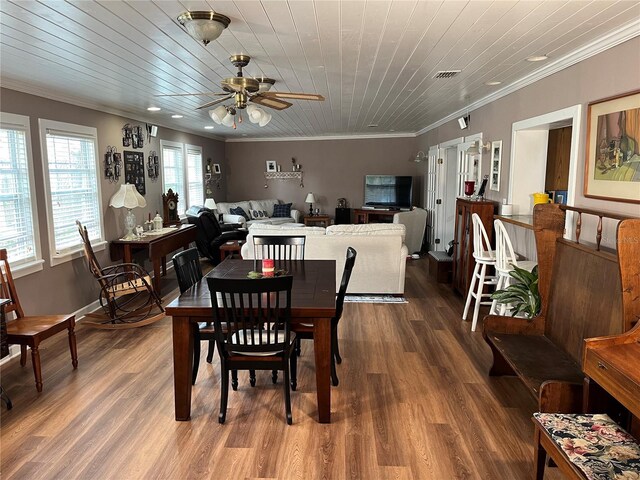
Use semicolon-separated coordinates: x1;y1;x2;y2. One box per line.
186;206;247;264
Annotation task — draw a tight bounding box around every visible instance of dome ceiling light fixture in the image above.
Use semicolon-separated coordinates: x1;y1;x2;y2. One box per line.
155;54;324;129
177;11;231;46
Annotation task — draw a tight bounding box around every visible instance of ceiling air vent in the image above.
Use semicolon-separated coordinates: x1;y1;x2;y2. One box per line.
433;70;461;79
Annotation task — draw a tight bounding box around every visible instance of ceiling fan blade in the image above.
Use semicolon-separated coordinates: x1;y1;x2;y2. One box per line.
250;95;292;111
261;92;325;101
196;96;233;110
154;92;228;97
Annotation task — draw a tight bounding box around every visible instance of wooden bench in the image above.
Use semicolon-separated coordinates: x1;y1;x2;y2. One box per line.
482;204;637;413
428;251;453;283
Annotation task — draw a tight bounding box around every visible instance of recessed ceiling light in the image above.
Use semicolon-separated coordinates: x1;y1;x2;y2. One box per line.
485;81;502;86
368;124;378;128
147;107;161;111
204;126;214;130
526;55;548;62
171;114;183;119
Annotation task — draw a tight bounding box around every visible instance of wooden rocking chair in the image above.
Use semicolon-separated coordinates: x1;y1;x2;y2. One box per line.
76;221;164;329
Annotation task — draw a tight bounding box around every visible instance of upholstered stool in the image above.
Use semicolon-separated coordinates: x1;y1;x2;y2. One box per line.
533;412;640;480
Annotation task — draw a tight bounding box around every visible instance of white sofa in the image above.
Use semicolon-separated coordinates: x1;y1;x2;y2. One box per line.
216;198;301;227
240;223;408;294
393;208;427;254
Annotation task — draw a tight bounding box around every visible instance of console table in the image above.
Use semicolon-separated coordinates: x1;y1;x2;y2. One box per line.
353;209;396;224
304;215;331;227
110;224;197;294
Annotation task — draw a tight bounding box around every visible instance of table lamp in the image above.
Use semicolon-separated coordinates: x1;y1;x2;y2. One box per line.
109;184;147;240
305;192;316;216
204;198;217;211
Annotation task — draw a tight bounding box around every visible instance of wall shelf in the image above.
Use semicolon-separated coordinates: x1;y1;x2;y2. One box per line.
264;171;304;187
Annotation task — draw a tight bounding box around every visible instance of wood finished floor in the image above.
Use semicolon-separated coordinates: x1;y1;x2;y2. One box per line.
0;259;562;479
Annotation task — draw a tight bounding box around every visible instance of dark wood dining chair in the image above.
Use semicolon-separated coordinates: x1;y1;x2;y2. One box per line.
76;221;164;328
294;247;357;387
253;235;306;261
172;248;213;385
0;249;78;392
207;275;297;424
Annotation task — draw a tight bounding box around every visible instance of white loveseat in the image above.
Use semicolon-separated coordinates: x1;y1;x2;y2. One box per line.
216;198;301;227
240;223;408;294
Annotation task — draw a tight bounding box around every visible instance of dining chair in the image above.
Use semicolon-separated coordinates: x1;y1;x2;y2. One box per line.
462;213;498;332
253;235;306;261
76;221;164;328
490;219;538;315
293;247;357;388
207;275;297;424
172;248;213;385
0;249;78;392
252;234;305;384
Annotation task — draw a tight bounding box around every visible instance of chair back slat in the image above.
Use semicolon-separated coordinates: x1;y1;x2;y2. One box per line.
0;249;24;318
335;247;357;320
253;236;306;261
208;276;293;356
471;213;492;258
172;248;203;294
494;220;519;271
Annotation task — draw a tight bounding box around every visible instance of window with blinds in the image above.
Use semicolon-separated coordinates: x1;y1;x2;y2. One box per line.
40;120;103;259
161;141;185;215
0;114;39;266
186;145;203;208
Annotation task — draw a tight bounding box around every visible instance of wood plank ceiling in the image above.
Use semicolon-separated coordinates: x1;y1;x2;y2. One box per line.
1;1;639;139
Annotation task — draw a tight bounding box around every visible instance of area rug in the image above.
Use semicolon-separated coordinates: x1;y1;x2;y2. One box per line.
344;295;408;304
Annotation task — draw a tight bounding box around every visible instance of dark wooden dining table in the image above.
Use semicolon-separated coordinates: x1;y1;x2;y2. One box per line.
165;259;337;423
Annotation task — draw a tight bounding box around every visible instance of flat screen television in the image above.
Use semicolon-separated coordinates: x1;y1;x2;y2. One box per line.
364;175;413;209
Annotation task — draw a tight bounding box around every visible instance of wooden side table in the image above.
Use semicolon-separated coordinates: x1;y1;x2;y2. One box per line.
220;240;244;260
304;215;331;227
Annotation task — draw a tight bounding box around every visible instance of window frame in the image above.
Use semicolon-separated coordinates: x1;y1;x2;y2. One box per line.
185;143;204;209
0;112;44;278
39;118;106;267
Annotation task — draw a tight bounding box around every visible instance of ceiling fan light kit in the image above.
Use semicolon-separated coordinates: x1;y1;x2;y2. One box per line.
160;54;324;129
177;11;230;46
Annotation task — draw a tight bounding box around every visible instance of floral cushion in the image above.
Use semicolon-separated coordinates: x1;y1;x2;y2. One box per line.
534;413;640;480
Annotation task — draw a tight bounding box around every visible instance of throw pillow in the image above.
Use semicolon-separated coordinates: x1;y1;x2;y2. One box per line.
250;209;269;219
272;203;292;218
229;206;250;221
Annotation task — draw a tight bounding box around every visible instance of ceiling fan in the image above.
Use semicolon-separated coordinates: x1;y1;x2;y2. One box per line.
156;55;324;128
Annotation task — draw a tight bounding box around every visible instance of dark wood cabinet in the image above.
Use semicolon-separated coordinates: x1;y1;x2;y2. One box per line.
452;198;497;296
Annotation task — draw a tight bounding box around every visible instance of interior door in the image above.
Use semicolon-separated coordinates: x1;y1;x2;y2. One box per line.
425;146;439;250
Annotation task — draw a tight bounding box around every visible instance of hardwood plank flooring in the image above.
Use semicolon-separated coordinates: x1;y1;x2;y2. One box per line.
1;259;562;479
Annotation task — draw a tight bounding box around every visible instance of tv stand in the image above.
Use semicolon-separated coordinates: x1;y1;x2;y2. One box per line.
354;208;396;224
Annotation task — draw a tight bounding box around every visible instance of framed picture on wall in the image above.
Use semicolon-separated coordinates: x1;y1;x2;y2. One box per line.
584;90;640;203
213;163;221;174
490;140;502;191
266;160;277;172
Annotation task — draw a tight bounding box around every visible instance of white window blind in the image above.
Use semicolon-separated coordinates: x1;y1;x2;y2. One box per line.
0;123;37;265
162;142;185;215
44;127;102;255
186;146;203;208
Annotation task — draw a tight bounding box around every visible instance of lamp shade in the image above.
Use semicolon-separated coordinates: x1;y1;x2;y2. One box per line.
258;111;272;127
210;105;227;124
222;112;235;127
109;184;146;209
305;192;316;204
204;198;217;210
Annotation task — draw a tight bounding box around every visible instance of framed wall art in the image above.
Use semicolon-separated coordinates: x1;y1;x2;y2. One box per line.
266;160;277;172
584;90;640;203
124;150;146;195
213;163;221;174
490;140;502;191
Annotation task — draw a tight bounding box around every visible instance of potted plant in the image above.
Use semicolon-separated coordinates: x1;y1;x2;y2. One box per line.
490;265;541;319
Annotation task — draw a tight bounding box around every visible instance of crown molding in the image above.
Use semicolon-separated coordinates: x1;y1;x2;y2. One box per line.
225;132;416;143
415;18;640;137
0;79;226;142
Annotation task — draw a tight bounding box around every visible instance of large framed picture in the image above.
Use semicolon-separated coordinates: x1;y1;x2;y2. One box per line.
584;90;640;203
123;150;146;195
